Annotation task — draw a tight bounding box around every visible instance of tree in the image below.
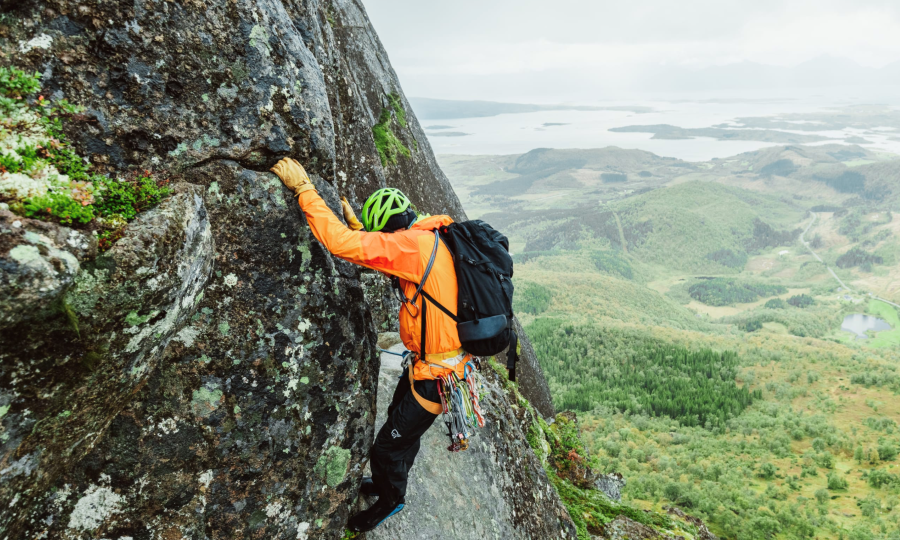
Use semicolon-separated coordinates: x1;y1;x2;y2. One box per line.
855;446;865;464
814;488;829;504
869;447;881;464
757;462;777;479
827;472;848;490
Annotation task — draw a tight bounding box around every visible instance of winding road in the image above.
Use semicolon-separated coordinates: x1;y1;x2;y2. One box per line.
799;212;900;309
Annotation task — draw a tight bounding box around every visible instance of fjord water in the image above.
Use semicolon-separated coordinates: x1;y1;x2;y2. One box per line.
421;86;900;161
841;313;892;339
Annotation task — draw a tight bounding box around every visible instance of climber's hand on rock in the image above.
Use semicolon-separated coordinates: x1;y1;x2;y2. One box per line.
341;197;364;231
270;157;316;195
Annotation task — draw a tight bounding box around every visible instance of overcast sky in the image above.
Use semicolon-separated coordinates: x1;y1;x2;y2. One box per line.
362;0;900;101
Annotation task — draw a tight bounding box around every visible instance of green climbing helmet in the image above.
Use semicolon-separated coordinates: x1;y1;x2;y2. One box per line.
361;187;410;232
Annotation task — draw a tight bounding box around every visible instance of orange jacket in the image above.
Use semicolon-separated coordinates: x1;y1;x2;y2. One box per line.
297;190;466;381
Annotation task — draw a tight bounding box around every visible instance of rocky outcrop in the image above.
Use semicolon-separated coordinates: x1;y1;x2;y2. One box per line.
1;1;562;539
1;183;214;536
365;343;577;540
594;472;626;502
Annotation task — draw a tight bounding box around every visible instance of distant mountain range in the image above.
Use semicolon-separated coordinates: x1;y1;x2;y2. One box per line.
409;98;651;120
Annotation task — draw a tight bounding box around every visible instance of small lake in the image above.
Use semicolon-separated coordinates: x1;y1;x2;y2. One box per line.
841;314;892;339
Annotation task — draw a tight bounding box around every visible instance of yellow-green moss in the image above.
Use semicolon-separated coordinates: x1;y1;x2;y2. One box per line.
372;93;411;167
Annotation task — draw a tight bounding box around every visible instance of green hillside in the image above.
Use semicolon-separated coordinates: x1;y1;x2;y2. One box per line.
444;142;900;540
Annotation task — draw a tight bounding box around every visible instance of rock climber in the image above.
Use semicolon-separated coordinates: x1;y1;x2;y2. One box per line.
270;157;468;533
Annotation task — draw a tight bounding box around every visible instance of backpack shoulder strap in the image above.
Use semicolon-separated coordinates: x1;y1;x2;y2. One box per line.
410;230;441;306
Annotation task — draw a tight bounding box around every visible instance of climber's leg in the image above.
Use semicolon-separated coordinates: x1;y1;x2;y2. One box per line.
349;368;438;532
370;367;438;499
357;372;412;499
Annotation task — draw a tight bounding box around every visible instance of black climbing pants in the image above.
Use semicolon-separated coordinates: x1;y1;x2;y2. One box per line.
370;367;439;502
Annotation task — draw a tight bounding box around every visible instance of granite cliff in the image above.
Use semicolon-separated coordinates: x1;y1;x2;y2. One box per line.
0;1;574;538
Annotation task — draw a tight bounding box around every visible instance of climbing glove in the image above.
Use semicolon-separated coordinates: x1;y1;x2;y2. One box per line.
270;157;316;196
341;197;364;231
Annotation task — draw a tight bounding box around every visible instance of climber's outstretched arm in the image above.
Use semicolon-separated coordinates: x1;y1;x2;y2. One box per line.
270;158;421;282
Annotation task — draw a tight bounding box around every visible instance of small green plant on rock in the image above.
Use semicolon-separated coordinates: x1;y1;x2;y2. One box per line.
372;92;411;167
0;67;171;251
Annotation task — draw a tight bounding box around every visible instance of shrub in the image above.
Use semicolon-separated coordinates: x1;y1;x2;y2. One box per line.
868;469;897;488
705;249;748;269
827;471;848;490
601;172;627;183
742;320;763;332
591;250;633;279
765;298;786;309
858;495;881;517
836;247;883;270
93;171;171;221
0;66;41;112
816;171;866;194
0;65;171;251
787;294;814;308
757;462;777;479
877;442;898;462
688;278;786;306
759;159;797;178
746;218;799;252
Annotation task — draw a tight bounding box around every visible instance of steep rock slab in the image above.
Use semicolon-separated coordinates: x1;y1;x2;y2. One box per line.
18;164;381;539
365;344;577;540
0;184;214;535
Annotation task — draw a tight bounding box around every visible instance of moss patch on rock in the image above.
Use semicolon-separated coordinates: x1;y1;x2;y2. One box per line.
372;93;411;167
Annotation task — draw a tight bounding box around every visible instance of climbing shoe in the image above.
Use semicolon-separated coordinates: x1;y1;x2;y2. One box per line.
347;495;405;532
359;476;378;497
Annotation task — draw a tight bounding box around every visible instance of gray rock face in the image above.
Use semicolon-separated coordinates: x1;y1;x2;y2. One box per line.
0;210;96;328
594;472;626;502
1;0;560;538
0;184;214;536
365;343;577;540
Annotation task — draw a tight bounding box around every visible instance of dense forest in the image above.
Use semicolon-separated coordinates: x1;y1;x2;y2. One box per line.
688;278;787;306
526;320;760;427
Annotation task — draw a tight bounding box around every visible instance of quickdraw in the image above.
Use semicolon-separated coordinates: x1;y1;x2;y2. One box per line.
436;357;486;452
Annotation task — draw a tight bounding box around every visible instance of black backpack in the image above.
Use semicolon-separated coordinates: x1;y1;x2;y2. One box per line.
394;220;519;381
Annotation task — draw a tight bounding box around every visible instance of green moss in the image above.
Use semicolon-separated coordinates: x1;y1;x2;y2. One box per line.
387;93;406;128
315;445;351;487
372;94;411;167
549;465;672;540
